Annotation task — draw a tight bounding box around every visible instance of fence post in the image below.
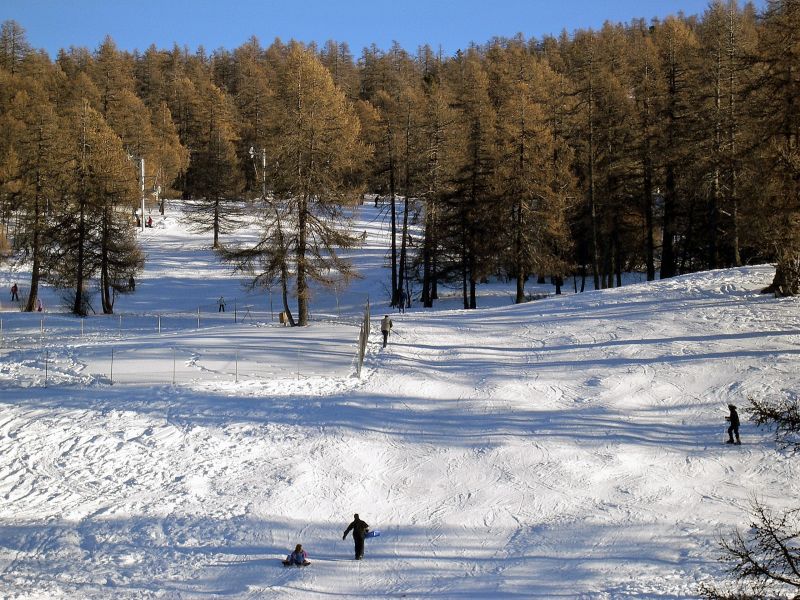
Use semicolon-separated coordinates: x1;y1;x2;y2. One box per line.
173;347;176;386
1;318;3;347
234;301;237;324
158;315;161;334
197;307;200;329
118;314;122;337
110;347;114;385
44;349;48;387
81;318;84;337
235;350;238;383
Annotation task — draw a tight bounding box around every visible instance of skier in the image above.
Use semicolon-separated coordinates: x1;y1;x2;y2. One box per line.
381;315;393;348
398;289;407;314
218;296;226;312
725;404;741;445
10;283;19;302
282;543;310;566
343;513;370;560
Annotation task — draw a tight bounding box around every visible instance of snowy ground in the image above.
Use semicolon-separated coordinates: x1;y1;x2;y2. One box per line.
1;203;799;599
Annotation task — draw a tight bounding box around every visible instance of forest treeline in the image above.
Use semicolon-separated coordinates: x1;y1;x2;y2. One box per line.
1;0;798;319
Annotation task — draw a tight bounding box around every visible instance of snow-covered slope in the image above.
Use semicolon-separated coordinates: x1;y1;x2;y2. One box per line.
1;204;798;599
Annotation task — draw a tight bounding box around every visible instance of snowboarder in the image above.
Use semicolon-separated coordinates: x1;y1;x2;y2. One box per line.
726;404;741;445
343;513;369;560
218;296;226;312
381;315;393;348
10;283;19;302
282;543;310;566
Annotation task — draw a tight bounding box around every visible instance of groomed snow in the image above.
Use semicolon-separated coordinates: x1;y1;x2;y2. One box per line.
1;204;798;599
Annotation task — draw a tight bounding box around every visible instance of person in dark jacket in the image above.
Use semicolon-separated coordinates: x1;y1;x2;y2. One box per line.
343;513;369;560
726;404;741;445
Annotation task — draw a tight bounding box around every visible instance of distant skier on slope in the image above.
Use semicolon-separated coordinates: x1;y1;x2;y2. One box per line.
343;513;369;560
381;315;393;348
725;404;741;445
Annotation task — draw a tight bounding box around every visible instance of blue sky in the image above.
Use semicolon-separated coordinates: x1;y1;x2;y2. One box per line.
4;0;767;57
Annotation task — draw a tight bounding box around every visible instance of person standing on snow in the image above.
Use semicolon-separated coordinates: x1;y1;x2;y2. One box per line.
218;296;226;312
398;289;407;314
343;513;370;560
726;404;741;445
381;315;393;348
10;283;19;302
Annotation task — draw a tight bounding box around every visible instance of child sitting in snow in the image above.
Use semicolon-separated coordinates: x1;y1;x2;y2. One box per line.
282;543;310;566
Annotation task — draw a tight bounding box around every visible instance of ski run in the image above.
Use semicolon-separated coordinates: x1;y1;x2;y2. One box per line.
1;203;799;599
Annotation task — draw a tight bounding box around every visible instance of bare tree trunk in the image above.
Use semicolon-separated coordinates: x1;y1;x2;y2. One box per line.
588;87;601;291
100;207;114;314
25;167;43;312
388;133;398;306
296;194;309;325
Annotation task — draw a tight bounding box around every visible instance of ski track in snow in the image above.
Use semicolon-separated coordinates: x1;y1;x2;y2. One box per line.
1;207;800;598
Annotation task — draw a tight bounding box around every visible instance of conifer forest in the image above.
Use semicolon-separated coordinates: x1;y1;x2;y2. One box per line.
1;0;799;318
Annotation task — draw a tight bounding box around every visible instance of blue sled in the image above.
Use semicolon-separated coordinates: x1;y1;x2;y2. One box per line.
365;530;381;538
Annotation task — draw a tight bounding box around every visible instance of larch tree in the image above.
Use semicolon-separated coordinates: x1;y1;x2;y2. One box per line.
266;43;367;325
566;29;604;290
442;49;498;309
418;57;457;308
48;100;140;315
488;43;575;302
755;0;800;296
182;78;243;249
628;20;665;281
6;78;68;312
697;1;757;269
0;20;31;76
654;16;700;279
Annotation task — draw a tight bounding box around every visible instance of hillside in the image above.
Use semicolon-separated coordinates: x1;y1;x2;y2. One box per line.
0;204;799;599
